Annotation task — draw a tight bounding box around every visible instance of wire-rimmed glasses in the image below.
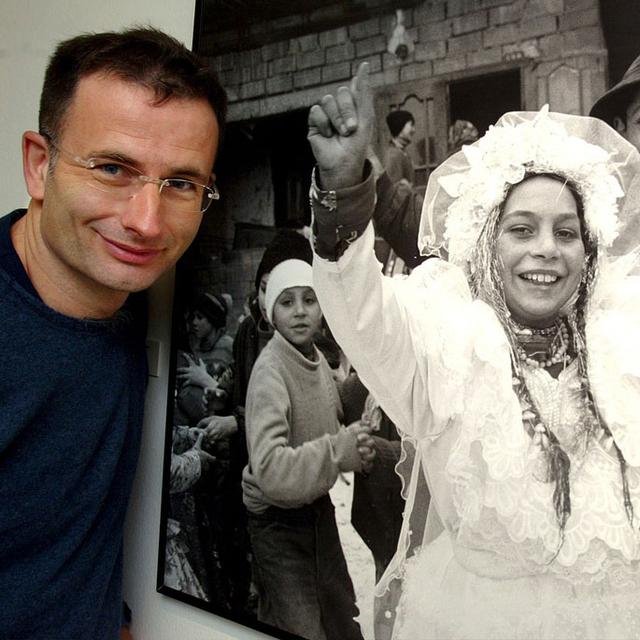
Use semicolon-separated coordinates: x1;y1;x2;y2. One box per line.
43;134;220;214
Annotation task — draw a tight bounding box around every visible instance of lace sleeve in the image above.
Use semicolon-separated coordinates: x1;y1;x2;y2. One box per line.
587;258;640;465
313;223;431;440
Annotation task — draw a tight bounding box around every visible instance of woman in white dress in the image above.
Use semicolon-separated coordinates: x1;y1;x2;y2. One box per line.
308;64;640;639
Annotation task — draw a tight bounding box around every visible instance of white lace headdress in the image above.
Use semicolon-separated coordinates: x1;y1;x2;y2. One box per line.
374;110;640;621
418;106;640;270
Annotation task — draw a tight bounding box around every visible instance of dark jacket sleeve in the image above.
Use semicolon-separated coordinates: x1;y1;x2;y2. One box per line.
311;161;425;268
311;162;376;261
373;171;425;269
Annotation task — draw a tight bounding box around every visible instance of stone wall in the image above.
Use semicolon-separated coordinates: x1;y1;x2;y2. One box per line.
190;0;608;321
208;0;607;122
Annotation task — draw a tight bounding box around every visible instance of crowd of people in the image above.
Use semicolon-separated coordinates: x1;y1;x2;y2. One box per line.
164;227;384;638
163;50;640;640
162;94;444;640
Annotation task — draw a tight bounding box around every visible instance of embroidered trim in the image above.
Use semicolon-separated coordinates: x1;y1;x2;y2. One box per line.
309;166;337;212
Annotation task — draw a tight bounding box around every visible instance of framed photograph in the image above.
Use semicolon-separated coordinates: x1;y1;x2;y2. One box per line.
157;1;634;639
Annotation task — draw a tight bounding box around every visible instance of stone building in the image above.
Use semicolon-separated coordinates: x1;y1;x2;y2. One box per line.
180;0;637;330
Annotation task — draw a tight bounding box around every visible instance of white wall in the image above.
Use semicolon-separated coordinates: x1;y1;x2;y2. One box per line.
0;2;272;639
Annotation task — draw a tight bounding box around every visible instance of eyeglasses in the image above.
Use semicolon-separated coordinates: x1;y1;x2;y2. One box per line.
43;135;220;214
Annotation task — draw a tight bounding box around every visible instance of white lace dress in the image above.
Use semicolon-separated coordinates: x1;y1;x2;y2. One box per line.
313;224;640;640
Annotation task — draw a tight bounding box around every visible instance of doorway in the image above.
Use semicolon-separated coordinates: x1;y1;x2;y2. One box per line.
448;68;522;137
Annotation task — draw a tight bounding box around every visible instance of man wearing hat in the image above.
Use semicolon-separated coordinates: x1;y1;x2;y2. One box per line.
590;54;640;255
384;109;417;186
590;54;640;151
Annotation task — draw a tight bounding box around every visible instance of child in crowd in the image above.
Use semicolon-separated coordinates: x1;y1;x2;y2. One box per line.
242;259;374;640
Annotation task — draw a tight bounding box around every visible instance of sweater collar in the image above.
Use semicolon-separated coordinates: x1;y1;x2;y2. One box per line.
271;330;322;371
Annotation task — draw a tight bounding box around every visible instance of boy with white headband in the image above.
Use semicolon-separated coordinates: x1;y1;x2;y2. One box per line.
242;258;374;640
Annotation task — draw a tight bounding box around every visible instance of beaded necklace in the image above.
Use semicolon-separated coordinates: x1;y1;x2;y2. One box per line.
513;318;570;369
511;318;596;446
517;319;633;502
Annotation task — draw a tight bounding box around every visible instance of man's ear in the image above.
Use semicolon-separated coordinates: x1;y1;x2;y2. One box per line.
612;115;627;136
22;131;50;201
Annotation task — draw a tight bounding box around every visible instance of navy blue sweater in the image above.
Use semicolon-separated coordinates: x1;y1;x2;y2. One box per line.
0;210;147;639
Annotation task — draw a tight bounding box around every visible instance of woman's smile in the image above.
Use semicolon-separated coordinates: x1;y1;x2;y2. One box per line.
519;271;561;284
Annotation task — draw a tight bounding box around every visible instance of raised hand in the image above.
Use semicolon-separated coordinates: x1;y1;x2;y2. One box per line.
177;353;218;390
307;62;374;190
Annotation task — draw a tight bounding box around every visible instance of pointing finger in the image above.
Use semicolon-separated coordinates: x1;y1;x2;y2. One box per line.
351;61;374;133
351;61;370;105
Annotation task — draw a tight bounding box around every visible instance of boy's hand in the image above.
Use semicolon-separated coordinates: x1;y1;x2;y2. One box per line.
307;62;374;190
356;427;376;474
191;429;217;473
198;415;238;445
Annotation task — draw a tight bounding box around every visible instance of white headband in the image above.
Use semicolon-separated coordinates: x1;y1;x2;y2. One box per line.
265;259;314;324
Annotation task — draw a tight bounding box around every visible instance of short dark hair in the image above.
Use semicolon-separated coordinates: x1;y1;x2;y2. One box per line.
39;27;227;143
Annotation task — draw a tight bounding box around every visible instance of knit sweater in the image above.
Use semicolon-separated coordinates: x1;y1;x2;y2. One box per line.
242;330;361;514
0;209;147;639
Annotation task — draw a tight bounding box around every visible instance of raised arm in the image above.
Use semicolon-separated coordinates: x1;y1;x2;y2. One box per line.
308;63;424;267
308;64;429;438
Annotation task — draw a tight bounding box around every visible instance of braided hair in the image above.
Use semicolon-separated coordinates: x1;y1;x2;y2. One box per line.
468;172;634;543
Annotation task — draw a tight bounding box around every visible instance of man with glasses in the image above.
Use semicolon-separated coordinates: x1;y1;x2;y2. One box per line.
0;27;226;639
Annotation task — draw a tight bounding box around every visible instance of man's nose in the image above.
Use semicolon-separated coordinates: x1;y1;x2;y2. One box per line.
120;183;163;239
